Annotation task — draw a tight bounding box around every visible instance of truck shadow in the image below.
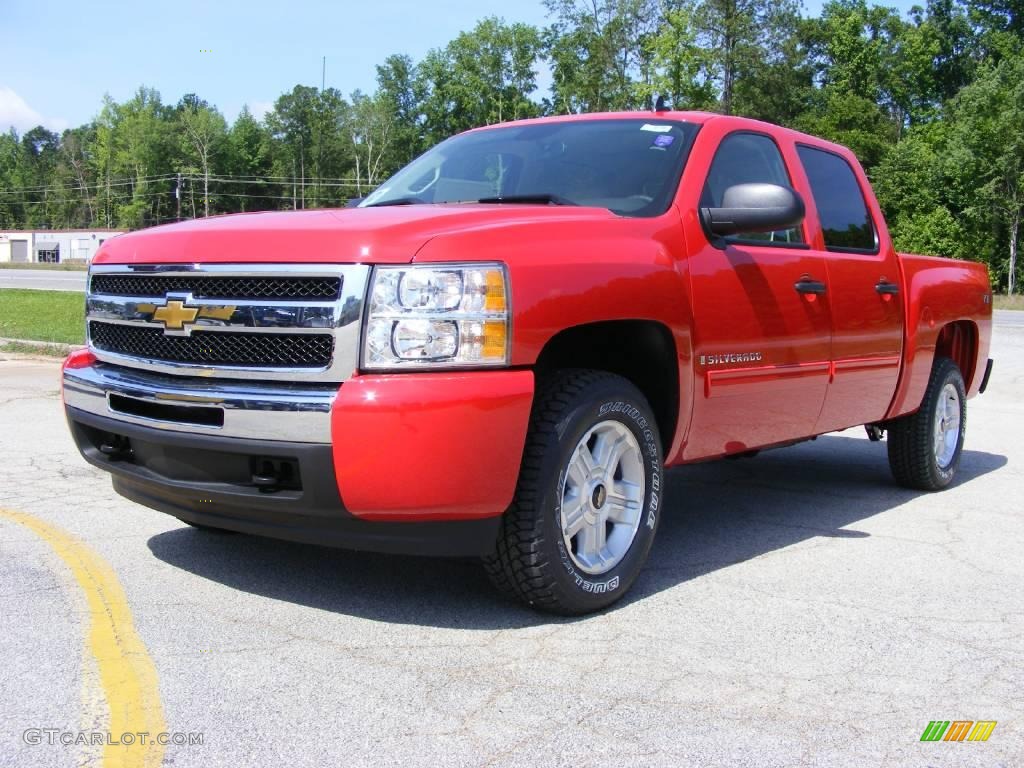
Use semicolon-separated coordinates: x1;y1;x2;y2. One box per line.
146;434;1006;629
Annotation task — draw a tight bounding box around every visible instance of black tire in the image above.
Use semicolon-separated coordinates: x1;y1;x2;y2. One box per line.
887;357;967;491
483;370;664;615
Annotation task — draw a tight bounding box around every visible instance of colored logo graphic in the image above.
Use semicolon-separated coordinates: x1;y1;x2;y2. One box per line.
153;300;200;331
920;721;997;742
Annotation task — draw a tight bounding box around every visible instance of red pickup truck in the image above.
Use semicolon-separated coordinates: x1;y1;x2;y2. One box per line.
63;111;993;614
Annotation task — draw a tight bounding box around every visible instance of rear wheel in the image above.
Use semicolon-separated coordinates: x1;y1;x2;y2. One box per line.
484;370;663;615
887;357;966;491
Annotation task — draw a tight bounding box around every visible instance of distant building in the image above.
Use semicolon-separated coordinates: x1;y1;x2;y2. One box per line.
0;230;126;264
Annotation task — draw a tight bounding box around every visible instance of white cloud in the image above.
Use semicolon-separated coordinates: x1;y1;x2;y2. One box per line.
0;86;70;134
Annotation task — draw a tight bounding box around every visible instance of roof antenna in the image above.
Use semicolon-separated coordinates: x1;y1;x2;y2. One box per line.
654;95;668;112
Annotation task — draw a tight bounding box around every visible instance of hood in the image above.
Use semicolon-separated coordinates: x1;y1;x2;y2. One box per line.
94;205;618;266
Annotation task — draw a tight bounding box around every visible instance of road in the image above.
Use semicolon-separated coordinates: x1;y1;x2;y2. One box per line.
1;318;1021;768
0;269;87;292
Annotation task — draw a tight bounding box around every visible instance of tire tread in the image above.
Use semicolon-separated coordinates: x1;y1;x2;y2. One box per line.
887;357;964;491
483;369;619;613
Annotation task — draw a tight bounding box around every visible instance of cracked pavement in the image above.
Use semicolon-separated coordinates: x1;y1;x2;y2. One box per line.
1;316;1021;767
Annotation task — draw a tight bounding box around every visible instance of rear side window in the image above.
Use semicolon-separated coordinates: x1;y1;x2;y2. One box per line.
796;145;877;252
701;132;804;246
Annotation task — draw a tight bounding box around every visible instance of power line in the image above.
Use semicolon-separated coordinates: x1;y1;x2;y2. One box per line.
0;173;368;196
0;174;180;195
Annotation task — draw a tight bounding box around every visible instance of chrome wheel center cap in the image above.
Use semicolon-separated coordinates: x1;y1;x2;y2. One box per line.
591;484;608;510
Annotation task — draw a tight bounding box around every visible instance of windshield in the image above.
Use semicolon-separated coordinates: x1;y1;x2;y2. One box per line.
360;119;699;217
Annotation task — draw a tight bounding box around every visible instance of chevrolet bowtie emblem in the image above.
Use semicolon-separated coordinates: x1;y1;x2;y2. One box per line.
153;300;200;330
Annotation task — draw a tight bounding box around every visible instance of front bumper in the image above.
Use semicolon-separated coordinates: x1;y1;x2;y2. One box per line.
63;360;338;443
63;362;534;556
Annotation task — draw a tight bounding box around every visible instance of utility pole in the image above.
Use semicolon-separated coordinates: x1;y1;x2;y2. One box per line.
318;56;326;207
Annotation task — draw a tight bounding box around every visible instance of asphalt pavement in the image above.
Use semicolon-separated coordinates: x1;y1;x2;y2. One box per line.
0;269;88;292
0;317;1021;767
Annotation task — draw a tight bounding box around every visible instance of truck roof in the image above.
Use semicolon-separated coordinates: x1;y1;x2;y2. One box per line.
472;110;858;165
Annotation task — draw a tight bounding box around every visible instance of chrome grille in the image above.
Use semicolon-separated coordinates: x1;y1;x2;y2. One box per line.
90;274;341;300
89;322;334;368
86;263;371;382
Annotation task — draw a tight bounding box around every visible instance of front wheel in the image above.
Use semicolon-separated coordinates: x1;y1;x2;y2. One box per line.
484;370;663;615
887;357;967;491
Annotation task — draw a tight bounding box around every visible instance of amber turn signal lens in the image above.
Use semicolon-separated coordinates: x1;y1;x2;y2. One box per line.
482;320;507;359
484;269;506;312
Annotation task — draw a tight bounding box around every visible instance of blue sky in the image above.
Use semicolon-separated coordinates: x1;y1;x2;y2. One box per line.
2;0;922;133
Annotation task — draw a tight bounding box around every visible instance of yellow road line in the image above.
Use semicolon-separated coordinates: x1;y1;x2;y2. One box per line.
1;509;166;768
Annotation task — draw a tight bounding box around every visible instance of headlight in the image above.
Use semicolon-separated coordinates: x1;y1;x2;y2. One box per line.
362;263;509;369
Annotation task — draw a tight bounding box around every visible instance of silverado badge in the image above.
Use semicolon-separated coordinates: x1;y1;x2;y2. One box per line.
701;352;764;366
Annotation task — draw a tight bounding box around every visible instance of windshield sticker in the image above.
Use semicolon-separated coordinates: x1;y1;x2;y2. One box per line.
652;135;676;149
640;124;672;133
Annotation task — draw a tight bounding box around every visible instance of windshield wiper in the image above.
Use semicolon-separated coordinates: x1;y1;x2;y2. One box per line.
362;196;427;208
476;194;576;206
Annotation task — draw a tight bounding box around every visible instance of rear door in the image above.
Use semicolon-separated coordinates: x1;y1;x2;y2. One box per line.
794;145;905;433
682;129;832;459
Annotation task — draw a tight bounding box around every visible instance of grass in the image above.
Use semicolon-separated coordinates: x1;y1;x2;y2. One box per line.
993;294;1024;311
0;289;85;344
0;340;72;357
0;261;88;271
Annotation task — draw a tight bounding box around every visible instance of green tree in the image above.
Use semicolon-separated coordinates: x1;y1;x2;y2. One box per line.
945;53;1024;292
266;86;351;209
345;90;395;196
804;0;909;125
376;54;426;168
695;0;803;116
794;87;896;168
418;17;543;139
176;95;227;217
223;106;275;214
873;124;975;259
638;2;716;109
544;0;659;112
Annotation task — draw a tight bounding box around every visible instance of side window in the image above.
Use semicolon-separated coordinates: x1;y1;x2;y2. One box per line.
796;145;877;252
701;132;804;245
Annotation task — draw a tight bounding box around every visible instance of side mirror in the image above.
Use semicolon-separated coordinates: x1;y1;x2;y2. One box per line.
700;183;805;238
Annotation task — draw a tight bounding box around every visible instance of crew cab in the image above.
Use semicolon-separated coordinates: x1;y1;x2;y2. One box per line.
63;111;994;614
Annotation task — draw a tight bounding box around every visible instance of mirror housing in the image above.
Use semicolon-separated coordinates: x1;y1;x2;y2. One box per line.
700;183;805;238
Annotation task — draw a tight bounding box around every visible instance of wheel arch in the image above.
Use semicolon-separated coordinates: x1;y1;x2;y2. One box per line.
533;320;679;452
935;320;979;390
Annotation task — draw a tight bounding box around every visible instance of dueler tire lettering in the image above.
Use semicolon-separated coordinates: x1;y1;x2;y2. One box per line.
483;369;664;615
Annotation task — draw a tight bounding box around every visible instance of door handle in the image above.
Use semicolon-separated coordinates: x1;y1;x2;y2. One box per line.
794;279;827;295
875;281;900;295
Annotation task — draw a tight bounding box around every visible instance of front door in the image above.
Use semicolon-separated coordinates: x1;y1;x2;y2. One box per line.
682;130;832;459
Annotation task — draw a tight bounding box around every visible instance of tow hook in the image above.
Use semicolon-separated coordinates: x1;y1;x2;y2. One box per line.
865;424;885;442
250;457;300;493
98;435;132;461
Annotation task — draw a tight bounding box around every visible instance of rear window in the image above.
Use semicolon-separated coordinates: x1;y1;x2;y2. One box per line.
796;145;877;252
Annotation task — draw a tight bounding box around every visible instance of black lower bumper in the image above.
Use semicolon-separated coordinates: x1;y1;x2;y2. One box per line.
66;407;501;557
